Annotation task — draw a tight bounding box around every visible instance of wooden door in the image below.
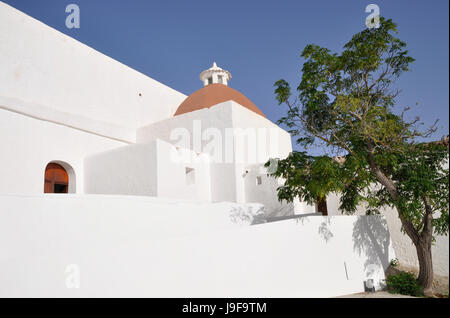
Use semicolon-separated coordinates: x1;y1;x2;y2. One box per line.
44;163;69;193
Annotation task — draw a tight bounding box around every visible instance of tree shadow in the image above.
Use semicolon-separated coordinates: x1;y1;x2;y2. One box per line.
352;215;391;272
228;204;267;225
318;217;334;243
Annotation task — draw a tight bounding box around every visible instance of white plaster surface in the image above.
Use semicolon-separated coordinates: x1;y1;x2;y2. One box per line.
327;192;449;277
137;101;309;215
0;108;125;195
84;139;212;201
0;96;136;143
0;194;395;297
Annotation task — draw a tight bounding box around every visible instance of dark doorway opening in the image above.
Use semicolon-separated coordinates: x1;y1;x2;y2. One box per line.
317;197;328;216
44;163;69;193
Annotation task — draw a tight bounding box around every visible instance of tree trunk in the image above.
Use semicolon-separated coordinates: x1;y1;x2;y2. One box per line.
415;237;434;296
396;207;435;296
366;148;435;296
416;196;435;296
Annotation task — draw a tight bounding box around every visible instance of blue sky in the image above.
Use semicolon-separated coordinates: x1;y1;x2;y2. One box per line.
4;0;449;152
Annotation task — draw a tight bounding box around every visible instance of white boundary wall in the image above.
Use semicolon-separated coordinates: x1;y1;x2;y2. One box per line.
0;194;395;297
327;192;449;277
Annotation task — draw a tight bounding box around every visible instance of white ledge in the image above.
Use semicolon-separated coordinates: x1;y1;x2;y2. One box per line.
0;96;135;143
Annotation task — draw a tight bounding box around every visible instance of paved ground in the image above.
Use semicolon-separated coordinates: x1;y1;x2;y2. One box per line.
337;291;417;298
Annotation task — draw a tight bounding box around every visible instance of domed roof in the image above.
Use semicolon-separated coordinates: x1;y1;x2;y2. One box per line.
174;84;265;117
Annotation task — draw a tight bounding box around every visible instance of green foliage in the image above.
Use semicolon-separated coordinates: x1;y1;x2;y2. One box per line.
386;272;423;296
267;17;449;243
265;152;344;205
275;18;416;152
384;143;449;237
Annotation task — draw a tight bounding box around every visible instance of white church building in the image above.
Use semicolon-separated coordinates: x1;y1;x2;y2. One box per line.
0;2;315;218
0;2;447;297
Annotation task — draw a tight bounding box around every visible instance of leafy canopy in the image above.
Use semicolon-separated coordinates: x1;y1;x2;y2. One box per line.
267;18;449;239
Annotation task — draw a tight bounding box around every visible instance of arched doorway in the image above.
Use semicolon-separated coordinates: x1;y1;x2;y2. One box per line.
44;163;69;193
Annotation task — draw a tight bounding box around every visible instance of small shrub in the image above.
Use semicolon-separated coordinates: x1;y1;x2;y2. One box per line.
386;272;423;296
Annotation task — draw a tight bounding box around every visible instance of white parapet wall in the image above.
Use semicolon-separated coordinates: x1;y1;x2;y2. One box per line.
0;194;395;297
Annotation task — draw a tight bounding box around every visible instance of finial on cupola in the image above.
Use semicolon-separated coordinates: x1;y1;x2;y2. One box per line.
199;62;232;87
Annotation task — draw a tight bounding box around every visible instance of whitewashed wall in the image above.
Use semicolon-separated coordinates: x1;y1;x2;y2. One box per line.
138;101;237;202
137;101;302;215
0;108;125;195
243;164;316;217
229;103;314;216
327;193;449;277
84;139;211;201
155;139;212;201
0;2;186;135
230;103;291;205
84;141;158;196
0;194;395;297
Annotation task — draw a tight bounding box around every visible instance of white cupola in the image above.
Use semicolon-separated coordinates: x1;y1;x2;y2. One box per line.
199;62;232;86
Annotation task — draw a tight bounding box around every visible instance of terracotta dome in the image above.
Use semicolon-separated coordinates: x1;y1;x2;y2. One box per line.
174;83;265;117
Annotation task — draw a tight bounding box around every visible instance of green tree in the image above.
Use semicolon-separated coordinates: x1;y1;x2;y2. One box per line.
267;18;449;296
